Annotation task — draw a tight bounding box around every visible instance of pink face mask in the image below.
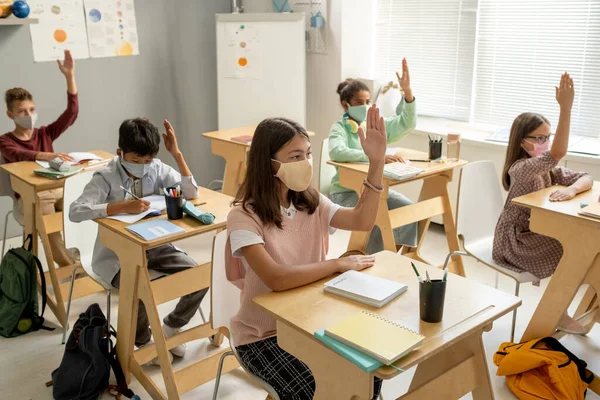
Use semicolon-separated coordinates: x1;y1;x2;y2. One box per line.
523;140;550;158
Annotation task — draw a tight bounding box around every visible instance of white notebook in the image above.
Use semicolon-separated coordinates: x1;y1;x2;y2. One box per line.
324;270;407;308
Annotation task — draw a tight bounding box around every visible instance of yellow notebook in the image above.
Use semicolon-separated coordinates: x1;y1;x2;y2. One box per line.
324;310;425;365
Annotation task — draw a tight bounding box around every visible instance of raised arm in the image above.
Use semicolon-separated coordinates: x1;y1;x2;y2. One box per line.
331;104;386;231
549;72;573;161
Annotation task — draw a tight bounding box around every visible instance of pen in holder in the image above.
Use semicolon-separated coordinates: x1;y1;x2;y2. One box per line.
419;279;447;323
164;186;183;220
428;136;443;160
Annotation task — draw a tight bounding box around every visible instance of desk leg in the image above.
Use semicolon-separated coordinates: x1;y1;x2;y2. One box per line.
211;140;247;197
401;325;494;400
521;210;600;342
277;320;373;400
99;227;145;382
417;175;465;277
20;188;38;255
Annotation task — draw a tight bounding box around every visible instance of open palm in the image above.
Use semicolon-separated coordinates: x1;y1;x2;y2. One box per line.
358;105;386;163
57;50;75;77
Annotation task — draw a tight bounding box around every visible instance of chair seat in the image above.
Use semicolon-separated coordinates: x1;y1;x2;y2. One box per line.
464;237;537;283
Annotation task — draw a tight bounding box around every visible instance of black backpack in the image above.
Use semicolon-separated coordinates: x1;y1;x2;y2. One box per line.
51;303;139;400
0;234;53;337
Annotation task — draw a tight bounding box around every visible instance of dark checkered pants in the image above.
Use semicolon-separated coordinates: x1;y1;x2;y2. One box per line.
237;336;383;400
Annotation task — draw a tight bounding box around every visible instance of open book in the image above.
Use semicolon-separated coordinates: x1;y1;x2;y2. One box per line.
36;152;106;168
106;195;166;224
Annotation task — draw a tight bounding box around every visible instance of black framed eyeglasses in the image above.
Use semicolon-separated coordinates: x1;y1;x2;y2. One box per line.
524;134;553;145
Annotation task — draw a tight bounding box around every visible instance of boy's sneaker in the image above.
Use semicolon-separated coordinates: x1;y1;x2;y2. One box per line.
138;340;173;367
163;324;186;358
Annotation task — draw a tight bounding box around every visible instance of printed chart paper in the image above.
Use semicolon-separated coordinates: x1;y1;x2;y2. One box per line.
223;22;262;79
83;0;139;58
28;0;90;62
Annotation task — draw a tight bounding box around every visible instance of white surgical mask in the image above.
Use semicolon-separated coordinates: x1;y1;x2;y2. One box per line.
13;114;38;130
121;158;151;178
272;158;313;192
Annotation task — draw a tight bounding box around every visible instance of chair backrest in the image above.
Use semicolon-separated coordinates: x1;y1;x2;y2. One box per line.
63;171;108;287
456;161;504;246
319;138;336;197
0;155;14;198
211;230;240;337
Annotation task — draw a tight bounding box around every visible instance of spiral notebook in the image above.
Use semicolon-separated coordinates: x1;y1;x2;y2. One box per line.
324;310;425;365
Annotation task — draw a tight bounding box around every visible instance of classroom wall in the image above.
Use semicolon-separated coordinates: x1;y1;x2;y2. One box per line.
0;0;228;239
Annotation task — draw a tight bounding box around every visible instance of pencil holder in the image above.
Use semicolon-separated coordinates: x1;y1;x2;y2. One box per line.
428;140;443;160
419;279;447;323
164;187;183;220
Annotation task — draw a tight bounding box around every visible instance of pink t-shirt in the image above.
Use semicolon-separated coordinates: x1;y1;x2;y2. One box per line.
226;194;335;346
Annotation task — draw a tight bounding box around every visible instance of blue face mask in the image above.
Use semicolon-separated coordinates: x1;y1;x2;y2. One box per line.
347;104;369;123
121;158;151;178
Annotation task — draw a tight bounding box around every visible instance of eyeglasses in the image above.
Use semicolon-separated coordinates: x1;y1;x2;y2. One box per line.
524;134;553;145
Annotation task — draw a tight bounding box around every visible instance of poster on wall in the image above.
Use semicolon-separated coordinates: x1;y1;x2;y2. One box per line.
28;0;90;62
223;22;262;80
83;0;139;58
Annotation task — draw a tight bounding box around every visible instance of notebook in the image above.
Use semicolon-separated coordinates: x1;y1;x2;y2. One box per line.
33;166;81;180
314;329;383;372
324;270;407;308
125;219;185;241
106;195;166;224
578;203;600;219
231;135;253;144
383;162;424;181
324;310;425;365
36;152;105;168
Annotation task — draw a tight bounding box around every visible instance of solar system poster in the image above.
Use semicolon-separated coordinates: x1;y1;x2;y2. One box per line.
83;0;139;58
224;22;262;80
29;0;90;62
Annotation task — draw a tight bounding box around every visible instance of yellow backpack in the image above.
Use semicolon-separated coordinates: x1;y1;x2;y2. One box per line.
494;337;594;400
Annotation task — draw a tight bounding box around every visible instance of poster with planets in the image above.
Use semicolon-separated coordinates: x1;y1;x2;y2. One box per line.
28;0;90;62
224;23;262;80
83;0;139;58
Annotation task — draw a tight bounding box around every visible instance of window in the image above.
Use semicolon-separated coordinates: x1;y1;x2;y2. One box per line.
375;0;600;137
375;0;478;120
474;0;600;137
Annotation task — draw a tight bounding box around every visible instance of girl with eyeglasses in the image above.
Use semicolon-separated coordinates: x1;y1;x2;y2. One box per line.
493;73;592;334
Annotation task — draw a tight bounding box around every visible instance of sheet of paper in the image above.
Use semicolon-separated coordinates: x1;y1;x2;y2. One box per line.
36;161;50;168
69;152;103;164
83;0;140;58
105;195;165;223
28;0;90;62
143;195;166;211
224;22;262;79
106;209;155;224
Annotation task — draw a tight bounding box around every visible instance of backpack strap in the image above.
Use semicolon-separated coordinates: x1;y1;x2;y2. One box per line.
535;337;595;384
32;255;47;317
23;234;33;252
107;329;137;399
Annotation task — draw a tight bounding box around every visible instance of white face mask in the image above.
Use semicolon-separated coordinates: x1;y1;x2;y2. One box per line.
272;158;313;192
13;114;38;130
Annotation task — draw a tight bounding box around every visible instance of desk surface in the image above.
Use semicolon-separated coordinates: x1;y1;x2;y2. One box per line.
0;150;114;190
202;125;315;146
513;181;600;223
327;148;467;184
254;251;520;379
95;187;232;249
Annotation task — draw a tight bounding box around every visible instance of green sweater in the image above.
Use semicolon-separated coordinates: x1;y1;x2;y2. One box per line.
328;99;417;194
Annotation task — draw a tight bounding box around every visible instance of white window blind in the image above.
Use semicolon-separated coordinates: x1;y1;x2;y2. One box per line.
375;0;478;120
474;0;600;137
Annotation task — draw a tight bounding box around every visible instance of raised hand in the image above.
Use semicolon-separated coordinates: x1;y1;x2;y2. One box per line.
57;50;75;78
358;104;387;164
162;119;181;156
555;72;574;110
395;58;413;102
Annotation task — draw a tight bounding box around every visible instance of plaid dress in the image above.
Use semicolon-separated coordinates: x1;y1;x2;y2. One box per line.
493;152;589;282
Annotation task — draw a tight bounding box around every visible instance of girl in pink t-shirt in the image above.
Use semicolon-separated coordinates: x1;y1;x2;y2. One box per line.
226;106;388;399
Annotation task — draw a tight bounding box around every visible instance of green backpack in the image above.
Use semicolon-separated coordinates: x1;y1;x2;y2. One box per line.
0;234;53;337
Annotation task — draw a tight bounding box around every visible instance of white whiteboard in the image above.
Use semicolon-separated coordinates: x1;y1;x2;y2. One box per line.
216;13;306;129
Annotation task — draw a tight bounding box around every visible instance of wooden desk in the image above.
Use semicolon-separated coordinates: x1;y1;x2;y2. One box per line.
1;150;113;326
203;126;315;196
514;182;600;394
329;148;468;276
254;251;521;400
96;187;238;400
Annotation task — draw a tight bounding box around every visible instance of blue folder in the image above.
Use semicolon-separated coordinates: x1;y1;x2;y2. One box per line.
314;329;384;372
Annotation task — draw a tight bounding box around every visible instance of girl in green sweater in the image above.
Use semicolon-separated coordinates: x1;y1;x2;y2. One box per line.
328;58;418;253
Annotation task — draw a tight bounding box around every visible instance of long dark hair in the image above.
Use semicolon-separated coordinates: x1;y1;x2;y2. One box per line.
233;118;320;228
502;112;550;191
